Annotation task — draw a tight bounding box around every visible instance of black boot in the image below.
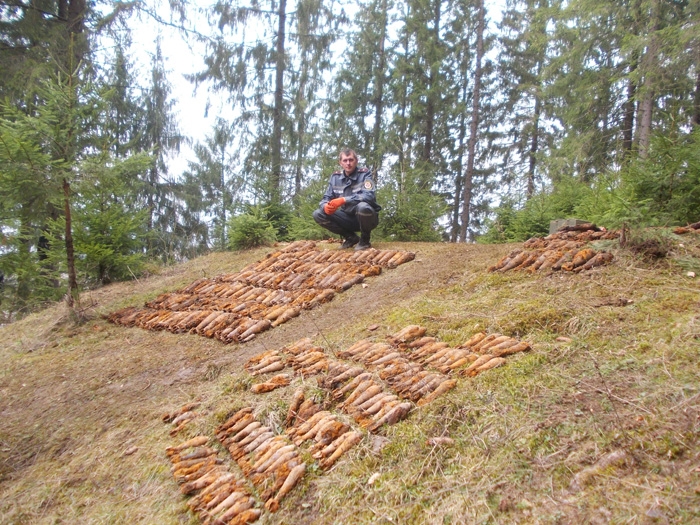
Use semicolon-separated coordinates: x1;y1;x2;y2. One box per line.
340;234;360;249
354;233;371;251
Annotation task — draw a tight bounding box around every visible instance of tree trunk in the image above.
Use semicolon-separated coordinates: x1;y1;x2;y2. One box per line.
421;0;441;166
270;0;287;205
67;0;86;34
370;0;389;175
693;68;700;127
58;0;68;21
63;178;79;308
622;73;637;158
636;0;660;159
397;6;412;189
221;147;226;248
637;81;654;158
293;44;311;203
147;166;156;232
294;113;305;203
527;89;541;199
57;0;87;70
61;7;84;310
459;0;485;243
451;47;469;242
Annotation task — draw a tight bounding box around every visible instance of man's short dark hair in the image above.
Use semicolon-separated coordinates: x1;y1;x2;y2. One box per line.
338;148;358;161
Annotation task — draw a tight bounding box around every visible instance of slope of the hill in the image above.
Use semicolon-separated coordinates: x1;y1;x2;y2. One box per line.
0;237;699;524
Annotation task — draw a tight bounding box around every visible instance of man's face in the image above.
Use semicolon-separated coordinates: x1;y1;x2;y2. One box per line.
339;154;358;175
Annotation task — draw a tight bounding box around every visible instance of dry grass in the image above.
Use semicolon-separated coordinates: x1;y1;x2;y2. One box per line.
1;234;699;524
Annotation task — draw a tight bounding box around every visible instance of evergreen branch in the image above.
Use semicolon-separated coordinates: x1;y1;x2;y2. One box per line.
0;134;15;163
0;44;39;52
18;139;37;168
0;0;66;22
135;4;214;43
93;1;140;33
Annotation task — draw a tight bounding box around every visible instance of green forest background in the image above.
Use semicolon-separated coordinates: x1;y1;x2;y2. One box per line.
1;0;699;319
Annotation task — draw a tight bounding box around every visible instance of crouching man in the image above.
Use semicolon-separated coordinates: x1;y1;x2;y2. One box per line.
313;148;381;250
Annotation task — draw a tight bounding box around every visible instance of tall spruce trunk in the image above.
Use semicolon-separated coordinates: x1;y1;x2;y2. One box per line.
271;0;287;205
459;0;485;242
370;0;389;175
421;0;442;166
293;112;306;202
693;68;700;127
220;147;227;248
527;87;541;199
62;3;86;310
57;0;87;68
636;0;660;159
293;39;312;202
622;73;637;158
397;9;412;188
63;178;79;307
637;81;654;158
451;48;469;242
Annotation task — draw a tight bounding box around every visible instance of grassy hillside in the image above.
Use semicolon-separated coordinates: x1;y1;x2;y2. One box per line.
1;234;699;524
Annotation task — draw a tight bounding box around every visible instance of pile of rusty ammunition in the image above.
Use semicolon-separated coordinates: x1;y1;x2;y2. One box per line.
164;400;360;523
166;435;262;524
162;402;202;437
246;325;532;432
106;241;415;344
673;222;700;235
162;325;533;522
216;408;309;513
488;227;618;273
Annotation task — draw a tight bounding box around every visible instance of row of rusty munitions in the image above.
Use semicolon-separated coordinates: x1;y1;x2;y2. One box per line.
488;228;619;273
673;221;700;235
237;239;416;273
245;339;415;433
285;393;363;469
215;408;306;514
162;402;314;520
104;288;328;344
215;400;361;513
105;240;415;344
163;402;202;437
165;435;261;525
245;327;531;432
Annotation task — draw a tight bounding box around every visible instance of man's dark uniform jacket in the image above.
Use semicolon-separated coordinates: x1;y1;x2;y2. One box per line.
319;167;382;213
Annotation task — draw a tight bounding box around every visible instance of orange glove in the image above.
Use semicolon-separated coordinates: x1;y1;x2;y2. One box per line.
323;197;346;215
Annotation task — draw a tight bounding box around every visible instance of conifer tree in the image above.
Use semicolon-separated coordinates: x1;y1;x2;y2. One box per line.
325;0;389;169
141;39;184;233
459;0;486;242
498;0;558;199
0;1;158;314
194;0;338;209
545;0;697;173
181;119;245;250
103;43;145;158
287;0;337;200
1;68;93;310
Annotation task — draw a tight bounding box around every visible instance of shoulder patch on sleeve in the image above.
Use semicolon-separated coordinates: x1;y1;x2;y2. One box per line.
364;179;374;190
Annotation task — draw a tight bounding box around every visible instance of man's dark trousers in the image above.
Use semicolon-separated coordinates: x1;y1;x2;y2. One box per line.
313;202;379;238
